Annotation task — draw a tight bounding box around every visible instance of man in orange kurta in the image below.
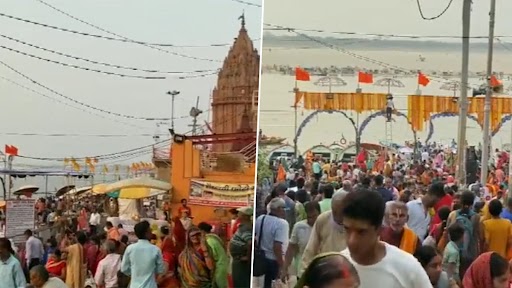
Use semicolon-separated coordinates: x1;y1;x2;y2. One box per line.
380;201;421;254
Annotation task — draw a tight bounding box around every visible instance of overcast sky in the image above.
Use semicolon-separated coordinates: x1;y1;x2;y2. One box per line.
0;0;262;174
264;0;512;42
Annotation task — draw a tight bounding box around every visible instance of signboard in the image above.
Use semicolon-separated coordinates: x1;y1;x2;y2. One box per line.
6;199;36;243
189;180;254;208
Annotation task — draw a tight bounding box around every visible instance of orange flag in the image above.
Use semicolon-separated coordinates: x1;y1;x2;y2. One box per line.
418;72;430;87
295;67;310;81
358;71;373;84
490;75;501;87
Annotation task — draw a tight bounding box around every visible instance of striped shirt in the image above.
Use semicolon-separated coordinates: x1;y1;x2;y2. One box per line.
254;214;289;261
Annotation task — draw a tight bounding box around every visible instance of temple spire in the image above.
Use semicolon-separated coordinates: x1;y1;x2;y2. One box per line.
238;11;245;28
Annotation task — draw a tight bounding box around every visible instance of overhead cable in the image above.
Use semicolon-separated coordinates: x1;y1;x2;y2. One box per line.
228;0;262;7
268;24;481;89
16;109;252;161
0;12;224;62
263;23;511;39
0;60;172;120
0;34;218;74
415;0;454;20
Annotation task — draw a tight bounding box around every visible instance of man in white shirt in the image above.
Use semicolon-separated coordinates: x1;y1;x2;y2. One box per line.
89;207;101;235
95;240;121;288
29;265;67;288
339;188;431;288
24;229;44;270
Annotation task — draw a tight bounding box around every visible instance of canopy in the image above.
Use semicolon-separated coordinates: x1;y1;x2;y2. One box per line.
68;186;92;196
92;177;171;199
56;185;75;197
106;188;167;199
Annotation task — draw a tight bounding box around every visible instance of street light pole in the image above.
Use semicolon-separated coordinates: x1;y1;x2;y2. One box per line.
455;0;472;186
166;90;180;130
480;0;497;185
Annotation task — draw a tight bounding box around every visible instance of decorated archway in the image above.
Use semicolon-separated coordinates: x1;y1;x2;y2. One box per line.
425;112;481;143
294;110;357;145
491;114;512;137
358;110;417;143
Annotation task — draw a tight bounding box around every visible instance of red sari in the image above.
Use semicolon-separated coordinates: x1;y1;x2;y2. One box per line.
46;259;66;278
159;236;180;288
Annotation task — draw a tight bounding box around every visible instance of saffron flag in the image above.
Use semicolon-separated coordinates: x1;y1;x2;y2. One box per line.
295;67;310;81
358;71;373;84
490;75;501;87
4;145;18;156
418;72;430;87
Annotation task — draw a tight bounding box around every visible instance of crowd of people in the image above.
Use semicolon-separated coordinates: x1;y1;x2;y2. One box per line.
0;197;254;288
254;143;512;288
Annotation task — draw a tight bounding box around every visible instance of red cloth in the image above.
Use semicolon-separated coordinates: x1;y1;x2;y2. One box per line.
462;252;493;288
231;219;241;236
46;259;66;277
431;194;453;227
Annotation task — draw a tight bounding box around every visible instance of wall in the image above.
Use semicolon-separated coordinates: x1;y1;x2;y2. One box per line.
170;140;255;224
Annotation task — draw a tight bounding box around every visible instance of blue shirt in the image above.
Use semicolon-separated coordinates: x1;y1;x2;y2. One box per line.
121;239;164;288
0;255;26;288
312;162;321;174
376;187;394;202
501;209;512;222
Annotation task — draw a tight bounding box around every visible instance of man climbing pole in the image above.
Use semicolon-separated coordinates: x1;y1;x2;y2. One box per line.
386;94;395;122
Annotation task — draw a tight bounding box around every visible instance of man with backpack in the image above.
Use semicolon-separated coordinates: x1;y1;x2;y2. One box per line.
446;190;481;280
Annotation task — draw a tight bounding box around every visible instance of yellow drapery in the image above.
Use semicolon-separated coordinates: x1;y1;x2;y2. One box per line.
297;92;388;112
407;95;512;132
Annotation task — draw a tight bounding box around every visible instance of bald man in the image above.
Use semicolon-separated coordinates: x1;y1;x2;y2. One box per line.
379;201;421;254
300;191;348;273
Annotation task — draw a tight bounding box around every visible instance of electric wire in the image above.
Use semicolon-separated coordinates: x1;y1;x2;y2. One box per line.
0;34;219;75
228;0;262;7
263;24;512;39
0;60;176;121
0;45;167;79
415;0;454;20
0;75;149;131
15;109;251;162
0;12;222;63
0;132;168;137
268;24;482;89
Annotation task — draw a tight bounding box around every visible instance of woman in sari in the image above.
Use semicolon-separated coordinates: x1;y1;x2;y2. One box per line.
64;231;87;288
45;249;66;281
173;216;187;256
198;222;229;288
178;227;214;288
158;226;180;288
462;252;510;288
77;207;89;233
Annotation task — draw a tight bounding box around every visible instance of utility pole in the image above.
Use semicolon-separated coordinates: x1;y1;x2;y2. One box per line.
189;97;203;135
166;90;180;130
455;0;472;186
481;0;497;186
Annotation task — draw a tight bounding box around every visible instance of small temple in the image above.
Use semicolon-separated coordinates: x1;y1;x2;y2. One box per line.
211;13;260;152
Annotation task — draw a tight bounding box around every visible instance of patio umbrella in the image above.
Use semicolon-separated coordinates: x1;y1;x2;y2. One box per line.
68;186;92;196
13;185;39;197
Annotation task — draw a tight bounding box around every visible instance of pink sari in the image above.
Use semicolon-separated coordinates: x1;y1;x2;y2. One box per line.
77;209;89;232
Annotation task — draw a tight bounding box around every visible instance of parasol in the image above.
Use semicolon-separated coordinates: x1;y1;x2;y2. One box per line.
56;185;75;197
13;185;39;196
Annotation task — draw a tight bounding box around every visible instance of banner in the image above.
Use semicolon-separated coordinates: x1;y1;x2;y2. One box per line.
189;180;255;208
5;199;36;243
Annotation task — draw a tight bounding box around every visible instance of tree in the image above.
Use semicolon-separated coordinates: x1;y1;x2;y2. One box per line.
257;150;273;185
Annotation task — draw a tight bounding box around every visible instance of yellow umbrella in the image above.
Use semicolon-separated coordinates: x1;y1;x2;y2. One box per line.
106;187;168;199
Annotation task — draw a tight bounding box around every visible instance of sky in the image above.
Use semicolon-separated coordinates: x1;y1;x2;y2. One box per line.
0;0;262;177
263;0;512;42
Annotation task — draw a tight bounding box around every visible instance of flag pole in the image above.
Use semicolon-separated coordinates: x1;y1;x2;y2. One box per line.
293;80;299;158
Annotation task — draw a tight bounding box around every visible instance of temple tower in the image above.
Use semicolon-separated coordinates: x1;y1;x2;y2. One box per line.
211;15;260;152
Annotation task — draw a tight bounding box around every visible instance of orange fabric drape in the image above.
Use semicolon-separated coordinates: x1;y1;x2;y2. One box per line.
301;92;387;112
408;95;512;132
277;164;286;182
399;227;418;254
